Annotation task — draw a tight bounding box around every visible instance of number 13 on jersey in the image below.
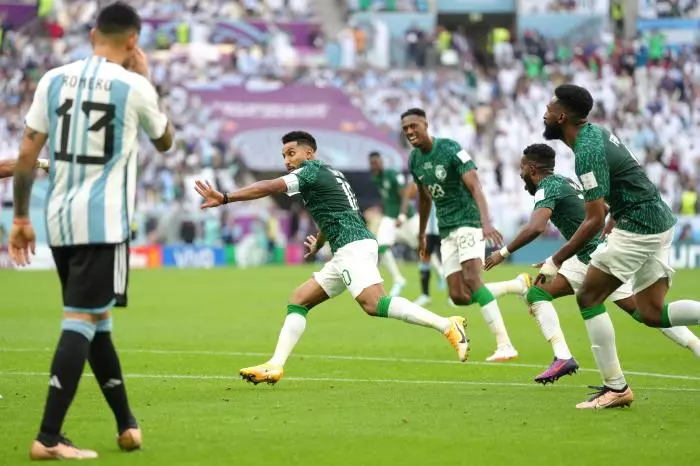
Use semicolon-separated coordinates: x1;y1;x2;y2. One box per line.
55;98;117;165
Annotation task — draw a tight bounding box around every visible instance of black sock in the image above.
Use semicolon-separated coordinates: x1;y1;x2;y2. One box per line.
38;330;92;444
88;332;136;433
420;263;430;296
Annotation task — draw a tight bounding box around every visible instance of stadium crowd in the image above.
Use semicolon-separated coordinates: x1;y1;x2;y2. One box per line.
1;0;700;250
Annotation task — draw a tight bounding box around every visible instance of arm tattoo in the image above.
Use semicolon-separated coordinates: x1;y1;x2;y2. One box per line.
13;171;35;218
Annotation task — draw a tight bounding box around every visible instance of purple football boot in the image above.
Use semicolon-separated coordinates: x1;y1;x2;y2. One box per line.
535;358;579;385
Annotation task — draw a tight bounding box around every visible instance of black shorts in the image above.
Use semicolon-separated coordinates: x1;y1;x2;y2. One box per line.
52;242;129;312
426;234;441;259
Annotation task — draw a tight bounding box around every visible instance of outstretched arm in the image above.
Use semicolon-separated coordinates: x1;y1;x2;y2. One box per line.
195;178;289;208
485;208;552;270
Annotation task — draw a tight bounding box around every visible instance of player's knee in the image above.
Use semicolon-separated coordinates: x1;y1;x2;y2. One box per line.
526;286;553;305
62;318;97;342
636;303;665;328
359;296;380;316
575;286;603;309
289;288;313;308
463;277;483;294
448;290;471;306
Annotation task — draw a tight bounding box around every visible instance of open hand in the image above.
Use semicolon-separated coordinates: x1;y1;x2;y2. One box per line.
194;180;225;209
484;250;505;271
483;223;504;248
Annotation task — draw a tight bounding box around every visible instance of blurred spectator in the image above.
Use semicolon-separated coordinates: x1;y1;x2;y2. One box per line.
681;182;699;216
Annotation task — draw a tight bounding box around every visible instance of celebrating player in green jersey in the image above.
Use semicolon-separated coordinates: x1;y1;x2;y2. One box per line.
194;131;470;385
484;144;700;385
369;151;420;297
536;84;700;409
401;108;517;362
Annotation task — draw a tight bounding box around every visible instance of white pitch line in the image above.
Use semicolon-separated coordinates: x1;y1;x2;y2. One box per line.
1;371;700;393
3;347;700;382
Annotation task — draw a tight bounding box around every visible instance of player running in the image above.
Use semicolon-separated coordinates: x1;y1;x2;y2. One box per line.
534;84;700;409
401;108;518;362
484;143;700;384
9;2;173;458
368;151;419;296
194;131;470;385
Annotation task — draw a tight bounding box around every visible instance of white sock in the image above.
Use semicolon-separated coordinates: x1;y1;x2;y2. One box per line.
430;253;443;278
584;312;627;390
667;300;700;326
480;300;512;348
269;313;306;367
657;327;700;357
485;280;524;299
382;249;404;283
388;297;450;332
531;301;572;360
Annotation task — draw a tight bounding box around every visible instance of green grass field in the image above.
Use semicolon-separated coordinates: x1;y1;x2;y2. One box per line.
1;264;700;465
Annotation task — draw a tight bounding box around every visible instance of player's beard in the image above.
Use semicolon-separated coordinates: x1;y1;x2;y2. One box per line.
543;122;563;141
523;176;537;196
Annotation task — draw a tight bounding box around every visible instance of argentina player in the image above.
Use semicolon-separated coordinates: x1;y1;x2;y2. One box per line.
9;2;173;460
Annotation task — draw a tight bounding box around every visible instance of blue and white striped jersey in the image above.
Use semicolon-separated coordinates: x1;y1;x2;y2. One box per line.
25;56;168;246
426;202;439;236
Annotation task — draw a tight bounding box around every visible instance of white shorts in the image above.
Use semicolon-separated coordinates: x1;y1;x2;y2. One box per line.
313;239;384;299
441;227;485;277
376;215;420;249
590;227;675;294
558;256;632;302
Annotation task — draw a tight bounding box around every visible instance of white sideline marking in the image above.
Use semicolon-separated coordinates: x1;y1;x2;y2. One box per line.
3;347;700;382
1;371;699;393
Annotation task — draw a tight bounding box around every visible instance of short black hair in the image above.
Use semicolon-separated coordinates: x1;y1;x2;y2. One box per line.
400;108;427;120
523;144;556;171
96;2;142;35
554;84;594;121
281;131;317;151
368;151;381;158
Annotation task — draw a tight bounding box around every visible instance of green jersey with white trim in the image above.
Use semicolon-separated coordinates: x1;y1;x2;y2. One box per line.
283;160;374;252
371;168;415;219
408;138;480;238
573;123;676;235
534;174;599;264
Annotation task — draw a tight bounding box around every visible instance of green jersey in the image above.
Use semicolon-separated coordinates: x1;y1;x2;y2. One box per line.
408;138;481;238
371;169;415;219
573;123;676;235
534;174;599;264
284;160;374;252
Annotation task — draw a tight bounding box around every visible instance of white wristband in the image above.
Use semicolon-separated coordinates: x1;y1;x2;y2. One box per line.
398;213;407;223
499;246;510;258
37;159;49;169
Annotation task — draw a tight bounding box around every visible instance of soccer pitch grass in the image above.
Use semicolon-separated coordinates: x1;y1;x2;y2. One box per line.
1;265;699;465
